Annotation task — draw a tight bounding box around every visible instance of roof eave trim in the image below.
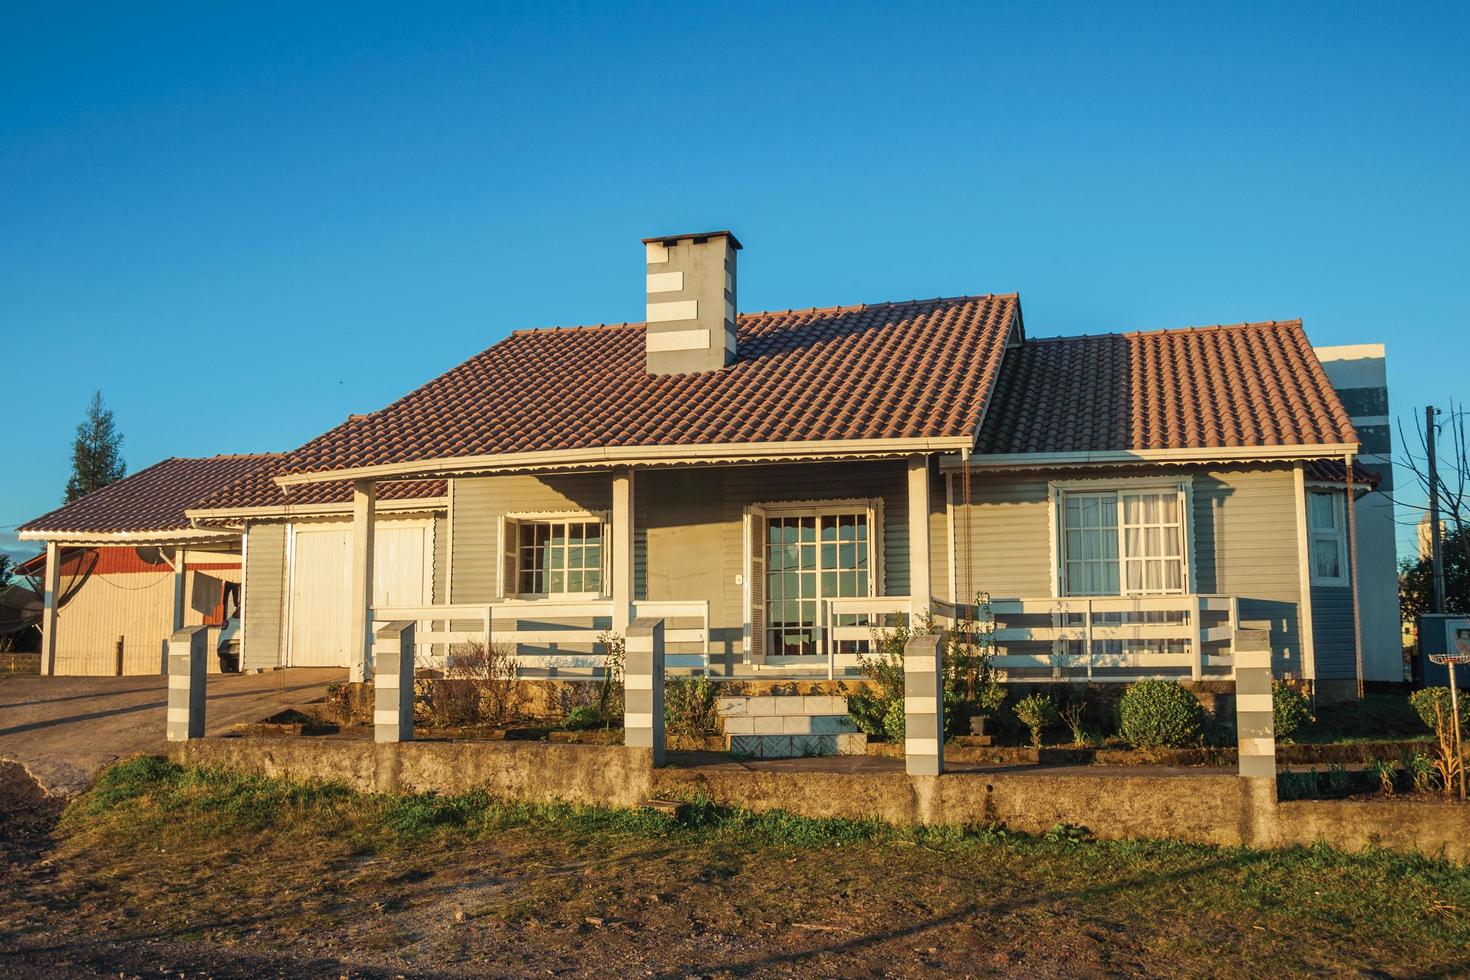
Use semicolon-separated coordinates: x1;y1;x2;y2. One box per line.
939;442;1363;471
272;437;976;487
185;496;450;524
15;528;239;545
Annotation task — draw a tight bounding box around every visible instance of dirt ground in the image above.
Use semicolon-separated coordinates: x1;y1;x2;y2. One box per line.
1;758;1468;978
0;668;344;792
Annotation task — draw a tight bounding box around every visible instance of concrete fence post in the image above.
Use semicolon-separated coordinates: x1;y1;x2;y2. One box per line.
624;617;665;767
1234;628;1276;778
166;625;210;742
904;632;945;776
373;622;415;743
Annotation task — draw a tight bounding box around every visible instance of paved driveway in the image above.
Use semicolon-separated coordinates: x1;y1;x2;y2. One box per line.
0;668;346;794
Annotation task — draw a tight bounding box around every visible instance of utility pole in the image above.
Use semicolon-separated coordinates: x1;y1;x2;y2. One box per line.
1427;405;1446;614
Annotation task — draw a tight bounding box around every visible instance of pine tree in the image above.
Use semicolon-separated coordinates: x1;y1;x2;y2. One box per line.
64;391;127;503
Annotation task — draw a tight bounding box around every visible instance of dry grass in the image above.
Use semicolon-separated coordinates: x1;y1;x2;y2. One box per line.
1;757;1468;977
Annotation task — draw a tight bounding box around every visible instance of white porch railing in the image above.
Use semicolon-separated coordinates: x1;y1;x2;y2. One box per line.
933;594;1239;680
373;592;1236;681
371;599;710;676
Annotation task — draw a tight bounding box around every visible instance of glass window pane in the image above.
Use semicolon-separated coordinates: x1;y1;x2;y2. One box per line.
585;571;602;594
821;516;838;540
1308;493;1336;530
549;571;564;592
567;571;583;593
821;543;837;568
1313;538;1341;578
822;571;838;596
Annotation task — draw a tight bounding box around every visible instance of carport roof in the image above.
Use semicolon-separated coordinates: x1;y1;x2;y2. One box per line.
18;455;282;539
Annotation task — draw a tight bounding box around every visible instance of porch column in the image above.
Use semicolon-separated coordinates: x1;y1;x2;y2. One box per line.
348;479;377;683
624;617;665;766
907;454;932;622
903;632;944;775
171;546;188;633
373;621;415;743
166;624;210;741
1235;628;1276;778
612;467;635;633
40;540;60;676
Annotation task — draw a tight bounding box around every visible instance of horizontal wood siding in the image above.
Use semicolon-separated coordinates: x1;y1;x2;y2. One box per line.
1311;586;1357;679
1192;466;1305;674
242;523;287;671
448;474;613;602
956;473;1055;598
954;465;1307;673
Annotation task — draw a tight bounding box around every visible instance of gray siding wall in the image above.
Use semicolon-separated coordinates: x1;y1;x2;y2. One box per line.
1192;466;1307;675
445;459;930;659
448;473;613;603
242;522;287;671
953;465;1309;674
1311;586;1356;679
432;514;449;603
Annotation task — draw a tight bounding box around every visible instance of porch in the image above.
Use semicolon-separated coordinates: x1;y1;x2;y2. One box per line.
335;454;1243;684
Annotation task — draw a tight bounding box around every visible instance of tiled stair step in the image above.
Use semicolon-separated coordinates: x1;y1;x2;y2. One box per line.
727;732;869;759
716;695;849;717
722;713;861;736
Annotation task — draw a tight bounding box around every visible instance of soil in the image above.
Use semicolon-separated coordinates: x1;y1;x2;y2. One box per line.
1;761;1468;978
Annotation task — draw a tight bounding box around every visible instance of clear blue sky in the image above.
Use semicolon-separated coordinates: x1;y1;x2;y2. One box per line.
3;1;1466;562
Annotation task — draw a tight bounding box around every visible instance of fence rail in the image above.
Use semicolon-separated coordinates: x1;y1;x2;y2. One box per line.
373;592;1237;681
370;599;710;676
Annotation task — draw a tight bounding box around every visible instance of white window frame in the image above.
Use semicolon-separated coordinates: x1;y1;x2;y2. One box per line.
751;497;883;661
499;510;610;600
1305;490;1349;587
1048;478;1194;598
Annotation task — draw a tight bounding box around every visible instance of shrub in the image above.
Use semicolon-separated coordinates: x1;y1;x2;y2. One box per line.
1118;680;1205;748
1368;758;1398;795
595;630;626;724
1272;680;1312;741
562;704;604;731
882;698;907;745
665;675;719;736
1408;687;1470;732
1013;692;1057;748
847;691;889;739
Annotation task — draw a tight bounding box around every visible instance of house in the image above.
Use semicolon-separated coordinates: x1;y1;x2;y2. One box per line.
154;230;1379;701
16;455;276;675
22;231;1390;702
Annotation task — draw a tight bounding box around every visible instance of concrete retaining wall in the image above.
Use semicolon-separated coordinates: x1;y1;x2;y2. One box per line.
166;738;1470;862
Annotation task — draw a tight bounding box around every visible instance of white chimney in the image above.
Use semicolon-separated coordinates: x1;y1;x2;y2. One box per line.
642;230;741;375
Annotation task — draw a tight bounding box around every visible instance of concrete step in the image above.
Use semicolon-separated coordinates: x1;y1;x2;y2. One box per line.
722;713;861;736
715;695;848;717
727;732;869;759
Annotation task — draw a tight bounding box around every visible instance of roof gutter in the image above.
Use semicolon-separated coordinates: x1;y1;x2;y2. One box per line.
14;527;239;546
271;437;976;488
938;442;1362;471
186;495;449;527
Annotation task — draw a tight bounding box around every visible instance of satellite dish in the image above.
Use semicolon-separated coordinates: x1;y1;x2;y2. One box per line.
134;546;167;566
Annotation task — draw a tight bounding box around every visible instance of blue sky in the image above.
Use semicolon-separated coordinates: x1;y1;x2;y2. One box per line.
2;1;1466;563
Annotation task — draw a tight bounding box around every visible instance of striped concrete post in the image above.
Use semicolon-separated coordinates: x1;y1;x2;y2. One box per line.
166;625;210;742
373;622;415;743
1235;628;1276;778
624;617;665;767
904;633;945;776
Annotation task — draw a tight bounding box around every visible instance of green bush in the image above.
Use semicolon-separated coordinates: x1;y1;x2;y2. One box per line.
1409;687;1470;733
882;698;907;745
847;691;889;739
1118;680;1205;748
1272;680;1313;741
1013;692;1057;748
562;704;604;731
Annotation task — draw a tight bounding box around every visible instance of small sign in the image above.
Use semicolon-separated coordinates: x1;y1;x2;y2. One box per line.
1429;622;1470;665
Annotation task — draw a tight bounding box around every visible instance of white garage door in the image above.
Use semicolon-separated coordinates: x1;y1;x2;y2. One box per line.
288;522;431;667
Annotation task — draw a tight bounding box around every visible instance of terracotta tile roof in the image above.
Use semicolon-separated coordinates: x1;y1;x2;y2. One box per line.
974;321;1358;456
191;462;445;513
18;455;282;537
1305;458;1382;490
279;295;1021;476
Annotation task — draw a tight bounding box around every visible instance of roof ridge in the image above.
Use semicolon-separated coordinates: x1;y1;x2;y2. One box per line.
507;294;1017;336
1026;319;1304;345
